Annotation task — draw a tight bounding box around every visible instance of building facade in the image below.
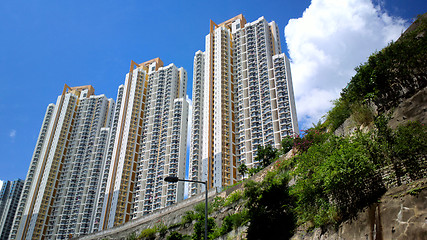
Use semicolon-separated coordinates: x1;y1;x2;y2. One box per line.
9;85;114;240
0;179;24;240
11;85;84;239
48;92;114;238
99;58;188;227
10;13;297;237
9;102;56;240
234;17;298;168
11;58;189;239
188;51;205;196
188;15;298;196
133;63;188;217
98;60;154;229
91;85;124;232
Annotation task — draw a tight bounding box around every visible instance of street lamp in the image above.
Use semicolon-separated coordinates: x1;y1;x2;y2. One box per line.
164;176;208;240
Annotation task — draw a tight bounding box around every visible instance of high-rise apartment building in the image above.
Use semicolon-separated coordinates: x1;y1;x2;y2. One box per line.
9;102;55;240
98;59;155;229
234;17;298;166
11;58;189;239
48;92;114;238
99;58;188;227
10;13;296;238
189;15;298;196
0;179;24;240
133;62;188;217
9;85;114;239
188;51;205;196
91;85;124;232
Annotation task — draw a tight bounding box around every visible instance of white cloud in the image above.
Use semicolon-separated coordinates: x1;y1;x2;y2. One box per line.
285;0;408;129
9;129;16;139
0;180;3;190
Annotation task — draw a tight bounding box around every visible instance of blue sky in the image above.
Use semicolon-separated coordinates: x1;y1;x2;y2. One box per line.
0;0;425;184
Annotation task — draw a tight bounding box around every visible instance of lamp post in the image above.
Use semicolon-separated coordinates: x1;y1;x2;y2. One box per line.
164;176;208;240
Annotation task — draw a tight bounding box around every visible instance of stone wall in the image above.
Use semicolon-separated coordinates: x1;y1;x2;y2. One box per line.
291;178;427;240
379;157;427;189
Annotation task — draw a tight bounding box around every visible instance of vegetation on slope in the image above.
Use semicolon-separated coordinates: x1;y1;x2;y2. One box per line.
174;121;424;240
243;121;425;236
166;122;424;240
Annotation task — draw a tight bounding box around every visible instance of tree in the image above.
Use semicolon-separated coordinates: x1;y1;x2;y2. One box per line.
191;202;215;240
254;145;278;168
244;173;295;239
192;217;216;240
281;136;294;154
238;163;248;178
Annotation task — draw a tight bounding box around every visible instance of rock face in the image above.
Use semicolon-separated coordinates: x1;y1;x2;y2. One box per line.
388;86;427;129
333;85;427;136
291;179;427;240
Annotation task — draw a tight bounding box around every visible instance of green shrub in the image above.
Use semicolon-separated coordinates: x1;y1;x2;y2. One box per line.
351;102;375;126
338;15;427;113
167;232;191;240
321;15;426;135
127;232;137;240
372;118;427;184
139;228;156;240
191;201;216;240
293;128;330;153
376;121;427;182
155;222;168;237
181;211;196;225
237;163;248;178
167;231;184;240
291;133;385;226
254;145;278;167
227;210;248;229
222;180;243;191
192;217;216;240
210;211;248;238
223;191;243;207
281;136;294;154
248;166;262;176
194;202;213;216
324;99;351;131
211;196;225;210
